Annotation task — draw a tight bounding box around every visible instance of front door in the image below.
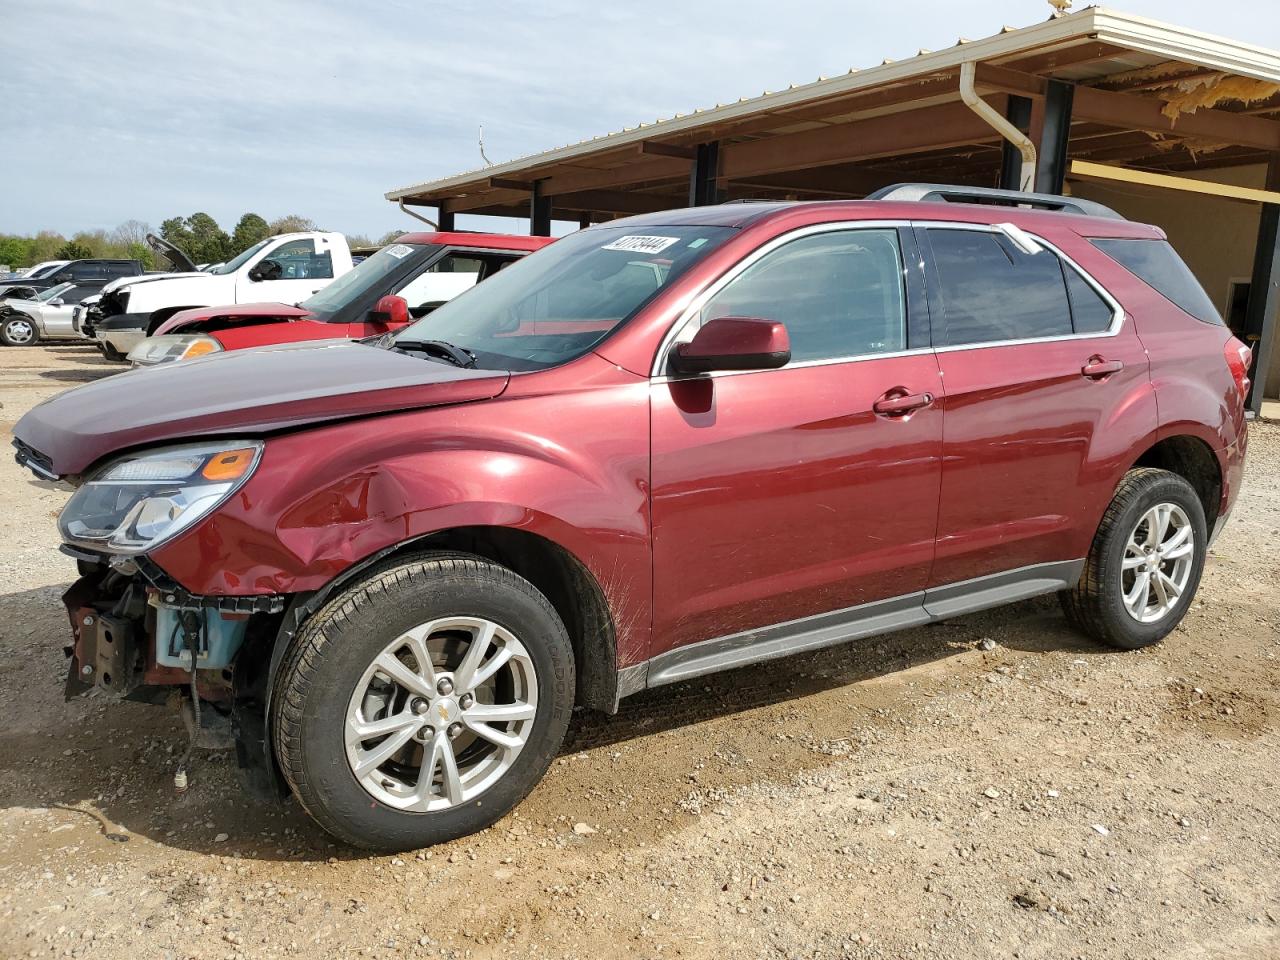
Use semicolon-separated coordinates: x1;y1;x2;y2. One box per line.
239;237;336;304
650;225;943;657
918;224;1154;588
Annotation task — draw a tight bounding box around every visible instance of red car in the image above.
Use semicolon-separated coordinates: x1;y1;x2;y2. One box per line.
14;185;1249;851
126;232;554;365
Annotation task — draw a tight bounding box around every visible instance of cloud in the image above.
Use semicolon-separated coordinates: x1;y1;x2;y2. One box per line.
2;0;1269;238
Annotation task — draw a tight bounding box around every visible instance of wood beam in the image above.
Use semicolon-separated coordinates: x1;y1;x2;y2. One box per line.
720;100;1002;181
973;62;1047;99
488;177;534;191
551;189;683;215
446;188;531;213
639;142;696;160
1067;159;1280;204
540;156;689;196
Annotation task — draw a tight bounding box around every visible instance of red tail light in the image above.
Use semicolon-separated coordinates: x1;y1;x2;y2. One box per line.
1224;336;1252;399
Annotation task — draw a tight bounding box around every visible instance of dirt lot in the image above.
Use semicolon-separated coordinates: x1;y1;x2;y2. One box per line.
0;343;1277;960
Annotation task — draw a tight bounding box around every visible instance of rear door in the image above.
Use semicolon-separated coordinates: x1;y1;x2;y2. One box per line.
917;222;1153;592
649;224;943;659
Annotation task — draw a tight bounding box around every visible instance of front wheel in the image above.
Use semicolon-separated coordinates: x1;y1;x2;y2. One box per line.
0;315;39;346
273;553;574;851
1060;468;1207;650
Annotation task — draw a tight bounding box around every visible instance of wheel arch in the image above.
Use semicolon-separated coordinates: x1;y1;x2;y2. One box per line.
269;525;621;716
1129;433;1222;527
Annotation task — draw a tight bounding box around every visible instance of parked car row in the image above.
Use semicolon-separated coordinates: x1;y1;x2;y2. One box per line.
12;185;1250;853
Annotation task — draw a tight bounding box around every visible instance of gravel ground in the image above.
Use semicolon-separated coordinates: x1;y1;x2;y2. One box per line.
0;344;1277;960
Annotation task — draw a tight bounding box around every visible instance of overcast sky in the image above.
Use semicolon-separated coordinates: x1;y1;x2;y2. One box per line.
2;0;1272;239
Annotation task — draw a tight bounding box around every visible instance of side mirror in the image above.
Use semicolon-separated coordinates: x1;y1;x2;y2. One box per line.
369;294;410;326
671;316;791;374
248;258;283;282
48;298;64;307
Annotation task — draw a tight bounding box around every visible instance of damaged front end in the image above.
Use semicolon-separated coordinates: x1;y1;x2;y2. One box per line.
60;551;288;796
22;436;294;797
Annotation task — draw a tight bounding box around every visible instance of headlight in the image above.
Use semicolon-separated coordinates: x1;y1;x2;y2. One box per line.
59;441;262;555
128;334;223;367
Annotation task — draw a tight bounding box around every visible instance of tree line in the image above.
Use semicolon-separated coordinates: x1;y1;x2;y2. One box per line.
0;213;403;270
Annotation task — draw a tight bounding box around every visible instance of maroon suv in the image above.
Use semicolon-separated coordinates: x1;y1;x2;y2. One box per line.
13;184;1250;851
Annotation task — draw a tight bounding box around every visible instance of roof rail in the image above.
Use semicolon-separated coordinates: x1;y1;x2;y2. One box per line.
865;183;1124;220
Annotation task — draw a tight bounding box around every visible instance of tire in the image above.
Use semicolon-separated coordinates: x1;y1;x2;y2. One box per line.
0;315;39;347
273;552;575;851
1060;468;1207;650
98;341;125;361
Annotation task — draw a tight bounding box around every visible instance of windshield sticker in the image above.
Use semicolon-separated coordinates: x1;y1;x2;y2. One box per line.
601;235;680;255
385;244;414;259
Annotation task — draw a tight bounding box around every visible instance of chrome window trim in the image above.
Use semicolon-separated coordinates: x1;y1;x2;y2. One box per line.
916;220;1126;351
649;220;911;378
649;217;1127;378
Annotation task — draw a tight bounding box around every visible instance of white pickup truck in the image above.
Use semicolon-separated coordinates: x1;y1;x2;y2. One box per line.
86;231;356;359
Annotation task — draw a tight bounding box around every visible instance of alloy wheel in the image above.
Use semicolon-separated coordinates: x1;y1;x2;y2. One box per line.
344;617;538;812
1120;502;1195;624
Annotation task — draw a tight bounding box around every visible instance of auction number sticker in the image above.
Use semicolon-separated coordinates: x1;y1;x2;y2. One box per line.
386;244;414;259
601;235;680;254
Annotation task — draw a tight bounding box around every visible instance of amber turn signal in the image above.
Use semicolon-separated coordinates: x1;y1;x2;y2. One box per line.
201;447;258;482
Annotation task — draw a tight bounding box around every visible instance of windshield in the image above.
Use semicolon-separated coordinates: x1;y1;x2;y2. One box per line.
36;282;73;302
301;242;432;321
394;225;733;371
29;263;62;279
207;238;271;276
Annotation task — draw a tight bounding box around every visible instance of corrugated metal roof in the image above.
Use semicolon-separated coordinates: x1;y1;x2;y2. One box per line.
386;6;1280;203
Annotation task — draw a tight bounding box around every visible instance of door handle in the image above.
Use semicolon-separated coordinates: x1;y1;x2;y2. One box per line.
1081;356;1123;379
873;391;934;416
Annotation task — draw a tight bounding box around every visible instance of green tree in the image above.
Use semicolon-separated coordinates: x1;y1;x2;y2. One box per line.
377;229;405;245
55;240;93;260
123;241;155;270
270;214;320;235
160;216;196;258
187;212;231;265
230;213;271;255
0;235;33;269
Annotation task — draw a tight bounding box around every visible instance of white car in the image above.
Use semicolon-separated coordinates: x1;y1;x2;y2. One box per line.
90;231;356;358
0;281;105;346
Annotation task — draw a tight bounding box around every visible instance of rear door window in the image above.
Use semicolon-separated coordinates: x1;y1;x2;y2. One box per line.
1091;238;1222;325
926;228;1072;345
1063;267;1115;334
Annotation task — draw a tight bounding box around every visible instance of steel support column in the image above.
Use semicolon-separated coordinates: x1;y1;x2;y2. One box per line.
530;180;552;236
999;95;1033;191
1034;80;1074;195
689;141;722;206
1245;158;1280;413
436;208;455;232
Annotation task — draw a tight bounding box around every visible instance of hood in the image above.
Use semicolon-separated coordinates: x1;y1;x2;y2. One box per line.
145;232;198;272
157;301;311;336
108;270;210;292
13;339;510;478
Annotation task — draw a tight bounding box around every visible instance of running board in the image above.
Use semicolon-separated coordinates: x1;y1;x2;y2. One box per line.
620;560;1085;696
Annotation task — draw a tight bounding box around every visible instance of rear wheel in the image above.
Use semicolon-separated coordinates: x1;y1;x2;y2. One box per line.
1060;468;1207;650
273;553;574;851
97;341;125;361
0;315;38;346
